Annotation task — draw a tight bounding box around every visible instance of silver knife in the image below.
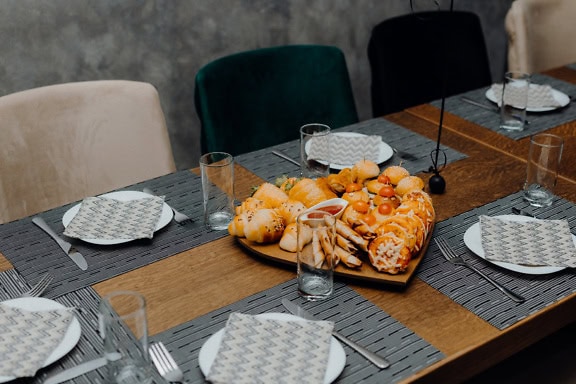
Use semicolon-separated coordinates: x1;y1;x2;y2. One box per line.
32;217;88;270
281;298;390;369
461;96;499;113
43;354;118;384
271;150;300;166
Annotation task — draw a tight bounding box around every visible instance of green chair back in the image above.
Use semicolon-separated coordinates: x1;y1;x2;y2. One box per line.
194;45;359;156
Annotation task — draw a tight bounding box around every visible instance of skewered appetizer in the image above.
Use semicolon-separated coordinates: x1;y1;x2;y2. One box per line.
228;160;435;274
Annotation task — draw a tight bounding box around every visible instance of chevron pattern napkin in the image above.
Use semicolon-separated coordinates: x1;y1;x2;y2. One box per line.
0;302;73;377
63;195;164;240
309;134;381;165
207;312;334;384
491;83;562;109
479;215;576;267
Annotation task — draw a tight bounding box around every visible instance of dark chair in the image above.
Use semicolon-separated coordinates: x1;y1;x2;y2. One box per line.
194;45;359;156
368;11;492;117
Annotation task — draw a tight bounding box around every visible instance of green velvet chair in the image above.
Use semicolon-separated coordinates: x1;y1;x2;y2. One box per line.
194;45;359;156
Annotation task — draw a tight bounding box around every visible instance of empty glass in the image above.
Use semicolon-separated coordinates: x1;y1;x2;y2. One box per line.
300;123;331;179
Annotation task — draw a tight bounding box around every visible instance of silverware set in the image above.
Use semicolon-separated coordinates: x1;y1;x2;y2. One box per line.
150;341;184;383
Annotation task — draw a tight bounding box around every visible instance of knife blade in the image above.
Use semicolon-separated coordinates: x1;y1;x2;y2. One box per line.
281;298;390;369
271;150;300;166
43;354;119;384
32;217;88;270
461;96;499;113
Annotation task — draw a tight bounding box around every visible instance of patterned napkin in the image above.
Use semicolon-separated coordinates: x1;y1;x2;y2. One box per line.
207;312;334;384
309;134;381;165
479;215;576;267
63;195;164;240
491;83;562;109
0;302;73;377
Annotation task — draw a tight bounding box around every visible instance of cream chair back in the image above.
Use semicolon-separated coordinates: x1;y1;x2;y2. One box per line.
506;0;576;73
0;80;176;224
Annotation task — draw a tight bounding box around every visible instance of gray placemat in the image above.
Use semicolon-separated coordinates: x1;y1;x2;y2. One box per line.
417;191;576;330
432;73;576;140
151;279;444;384
0;171;226;299
567;63;576;71
235;118;466;183
0;269;163;384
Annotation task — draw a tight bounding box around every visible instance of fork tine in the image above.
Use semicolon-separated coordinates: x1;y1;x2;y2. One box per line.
434;237;456;260
25;273;54;297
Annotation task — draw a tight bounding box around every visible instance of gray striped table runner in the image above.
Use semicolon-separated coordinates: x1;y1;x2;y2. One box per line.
151;279;444;384
0;269;163;384
418;191;576;329
0;171;226;299
431;73;576;140
235;118;467;183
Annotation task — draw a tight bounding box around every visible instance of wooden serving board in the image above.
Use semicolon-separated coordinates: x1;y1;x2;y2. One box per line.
237;223;433;287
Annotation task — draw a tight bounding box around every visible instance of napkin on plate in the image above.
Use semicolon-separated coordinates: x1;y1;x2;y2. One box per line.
479;215;576;267
63;195;164;240
308;134;382;165
207;312;334;384
0;303;73;377
490;83;562;109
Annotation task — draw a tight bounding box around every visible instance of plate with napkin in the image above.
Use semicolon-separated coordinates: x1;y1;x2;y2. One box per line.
463;215;576;274
198;312;346;384
0;297;81;382
485;83;570;112
306;132;393;170
62;190;173;245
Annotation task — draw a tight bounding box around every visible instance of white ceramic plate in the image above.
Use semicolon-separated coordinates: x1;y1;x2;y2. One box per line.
305;132;394;170
463;214;570;275
0;297;82;383
62;190;173;245
485;85;570;112
198;312;346;384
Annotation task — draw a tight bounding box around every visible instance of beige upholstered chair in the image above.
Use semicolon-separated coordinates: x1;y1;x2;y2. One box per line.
0;80;176;224
506;0;576;73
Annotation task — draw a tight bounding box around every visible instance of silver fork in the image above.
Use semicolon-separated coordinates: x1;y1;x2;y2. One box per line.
149;341;184;383
143;188;194;226
434;237;526;303
20;273;54;297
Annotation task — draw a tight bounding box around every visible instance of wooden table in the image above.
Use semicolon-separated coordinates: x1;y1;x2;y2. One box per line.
1;73;575;383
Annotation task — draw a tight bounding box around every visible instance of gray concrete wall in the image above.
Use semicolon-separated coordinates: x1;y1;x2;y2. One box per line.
1;0;512;169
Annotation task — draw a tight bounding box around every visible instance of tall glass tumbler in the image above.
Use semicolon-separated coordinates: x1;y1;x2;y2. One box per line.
297;210;336;301
99;291;152;384
200;152;235;230
500;71;531;131
300;123;331;179
523;133;563;207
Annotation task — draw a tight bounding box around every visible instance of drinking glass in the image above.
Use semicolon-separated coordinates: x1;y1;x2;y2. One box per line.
297;210;336;301
200;152;235;230
523;133;563;207
300;123;331;179
500;71;531;131
99;291;152;384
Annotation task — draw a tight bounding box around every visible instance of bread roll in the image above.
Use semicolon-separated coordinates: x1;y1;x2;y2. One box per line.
244;209;285;243
382;165;410;185
276;199;307;224
279;222;313;252
252;183;289;208
395;176;425;196
368;233;412;274
288;178;337;208
352;159;380;182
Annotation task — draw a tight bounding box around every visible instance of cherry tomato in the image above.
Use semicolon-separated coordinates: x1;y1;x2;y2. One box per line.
378;185;395;198
378;202;393;215
362;214;377;226
377;174;391;184
352;200;370;214
345;183;363;193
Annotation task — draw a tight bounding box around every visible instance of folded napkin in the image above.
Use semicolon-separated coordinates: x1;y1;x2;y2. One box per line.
0;302;73;377
491;83;561;109
479;215;576;267
308;134;382;165
63;195;164;240
207;312;334;384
